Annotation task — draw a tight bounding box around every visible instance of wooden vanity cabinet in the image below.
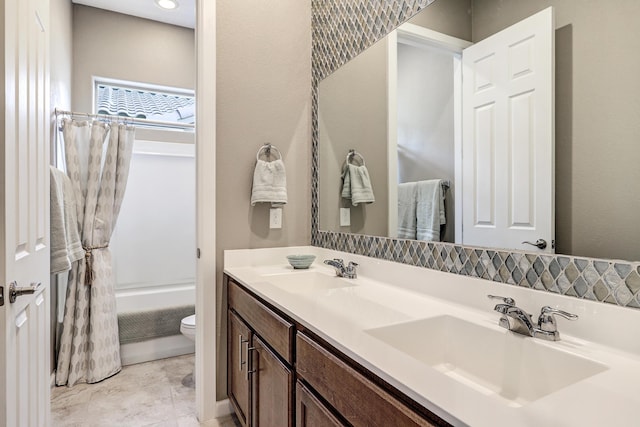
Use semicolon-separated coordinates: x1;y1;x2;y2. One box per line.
226;276;449;427
228;278;294;427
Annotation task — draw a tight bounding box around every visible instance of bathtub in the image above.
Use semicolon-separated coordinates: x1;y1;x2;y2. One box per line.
116;282;196;366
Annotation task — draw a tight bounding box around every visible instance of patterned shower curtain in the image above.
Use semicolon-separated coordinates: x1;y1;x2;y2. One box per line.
56;118;135;386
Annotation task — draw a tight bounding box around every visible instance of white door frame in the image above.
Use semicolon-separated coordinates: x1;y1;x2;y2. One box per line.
195;0;224;422
387;23;471;240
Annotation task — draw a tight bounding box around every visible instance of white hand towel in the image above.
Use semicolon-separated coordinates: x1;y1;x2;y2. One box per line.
341;164;375;206
251;159;288;206
50;166;84;274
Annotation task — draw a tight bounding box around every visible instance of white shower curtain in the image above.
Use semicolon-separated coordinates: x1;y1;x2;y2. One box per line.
56;118;134;386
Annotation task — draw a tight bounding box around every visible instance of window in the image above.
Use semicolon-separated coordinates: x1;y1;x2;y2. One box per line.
94;78;195;130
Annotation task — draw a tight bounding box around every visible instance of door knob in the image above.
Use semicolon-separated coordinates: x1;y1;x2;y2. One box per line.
522;239;547;250
9;281;41;303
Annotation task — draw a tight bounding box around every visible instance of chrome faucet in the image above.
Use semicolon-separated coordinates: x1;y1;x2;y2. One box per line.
487;295;578;341
323;259;358;279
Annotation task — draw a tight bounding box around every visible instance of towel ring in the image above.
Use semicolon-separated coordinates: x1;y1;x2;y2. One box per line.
347;149;365;166
256;143;282;161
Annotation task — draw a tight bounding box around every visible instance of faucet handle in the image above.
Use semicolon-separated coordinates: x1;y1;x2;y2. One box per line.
537;306;578;333
487;295;516;306
540;306;578;320
347;261;358;268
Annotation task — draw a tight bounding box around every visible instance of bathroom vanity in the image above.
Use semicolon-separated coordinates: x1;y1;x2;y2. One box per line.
225;247;640;427
227;276;443;426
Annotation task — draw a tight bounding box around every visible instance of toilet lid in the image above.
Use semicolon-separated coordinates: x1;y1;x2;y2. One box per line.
181;314;196;329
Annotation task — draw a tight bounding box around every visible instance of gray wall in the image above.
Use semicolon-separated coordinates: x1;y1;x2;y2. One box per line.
72;5;195;113
319;38;389;236
216;0;312;397
408;0;471;40
472;0;640;261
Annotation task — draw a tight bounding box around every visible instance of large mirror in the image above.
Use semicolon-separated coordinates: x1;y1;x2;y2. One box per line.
318;0;640;262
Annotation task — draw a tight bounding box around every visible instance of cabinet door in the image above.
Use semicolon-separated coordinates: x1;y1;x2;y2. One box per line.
252;335;294;427
228;311;251;427
296;381;345;427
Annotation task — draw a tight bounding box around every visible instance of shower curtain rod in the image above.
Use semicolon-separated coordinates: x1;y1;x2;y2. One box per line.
54;108;195;130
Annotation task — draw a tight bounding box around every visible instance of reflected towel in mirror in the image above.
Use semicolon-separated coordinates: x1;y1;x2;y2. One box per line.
397;182;418;239
341;163;375;206
397;179;446;241
416;180;445;242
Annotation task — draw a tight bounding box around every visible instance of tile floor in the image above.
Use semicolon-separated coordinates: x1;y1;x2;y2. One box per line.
51;354;240;427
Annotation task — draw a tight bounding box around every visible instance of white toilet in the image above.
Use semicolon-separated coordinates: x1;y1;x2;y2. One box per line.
180;314;196;341
180;314;196;388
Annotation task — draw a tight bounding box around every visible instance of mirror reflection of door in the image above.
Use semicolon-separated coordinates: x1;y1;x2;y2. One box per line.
461;7;555;253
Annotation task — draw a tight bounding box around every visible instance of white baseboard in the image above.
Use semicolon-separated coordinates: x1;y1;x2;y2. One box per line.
215;399;232;418
196;399;232;425
120;334;195;366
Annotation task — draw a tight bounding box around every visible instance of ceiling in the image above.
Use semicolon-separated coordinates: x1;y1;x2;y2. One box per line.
72;0;195;29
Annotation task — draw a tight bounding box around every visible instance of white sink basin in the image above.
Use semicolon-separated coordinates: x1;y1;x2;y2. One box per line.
365;315;608;407
263;271;356;294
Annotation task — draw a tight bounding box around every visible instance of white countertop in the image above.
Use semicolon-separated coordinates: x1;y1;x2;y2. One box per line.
224;246;640;427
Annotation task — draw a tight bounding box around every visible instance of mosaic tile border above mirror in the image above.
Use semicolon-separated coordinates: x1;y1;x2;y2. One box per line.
310;0;640;309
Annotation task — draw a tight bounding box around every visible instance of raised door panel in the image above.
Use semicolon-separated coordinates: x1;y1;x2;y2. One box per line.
228;311;251;427
252;335;293;427
296;381;345;427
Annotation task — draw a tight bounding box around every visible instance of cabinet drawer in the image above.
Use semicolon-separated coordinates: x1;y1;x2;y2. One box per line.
296;332;437;427
229;279;294;364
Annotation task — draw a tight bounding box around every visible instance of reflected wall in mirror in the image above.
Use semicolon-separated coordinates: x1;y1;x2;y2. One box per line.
317;0;640;262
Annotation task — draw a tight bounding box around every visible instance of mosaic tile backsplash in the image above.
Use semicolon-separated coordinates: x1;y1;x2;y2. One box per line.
310;0;640;309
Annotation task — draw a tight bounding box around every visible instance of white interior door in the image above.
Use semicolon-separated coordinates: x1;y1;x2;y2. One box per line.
1;0;51;425
461;7;554;252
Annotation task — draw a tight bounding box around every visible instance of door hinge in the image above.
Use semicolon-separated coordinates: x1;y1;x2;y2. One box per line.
0;285;4;306
197;248;201;259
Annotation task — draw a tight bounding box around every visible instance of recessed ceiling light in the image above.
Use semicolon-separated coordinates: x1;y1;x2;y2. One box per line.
155;0;179;10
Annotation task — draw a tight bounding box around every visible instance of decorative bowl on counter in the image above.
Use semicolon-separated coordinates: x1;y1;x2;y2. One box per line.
286;254;316;269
